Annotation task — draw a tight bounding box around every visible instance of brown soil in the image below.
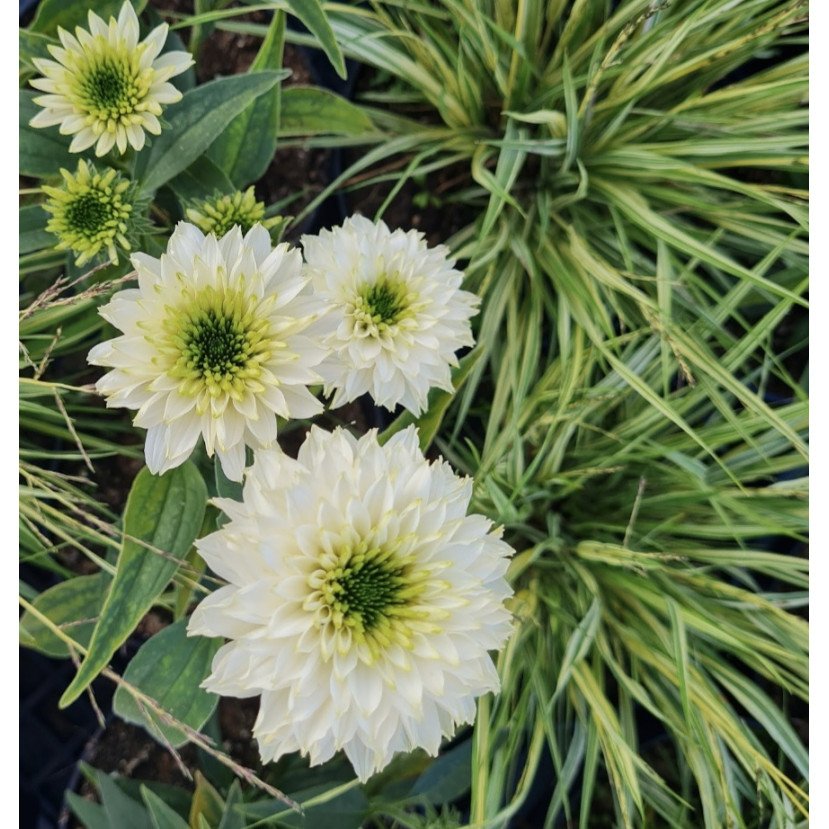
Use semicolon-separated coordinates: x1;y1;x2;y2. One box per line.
217;697;261;771
79;720;199;789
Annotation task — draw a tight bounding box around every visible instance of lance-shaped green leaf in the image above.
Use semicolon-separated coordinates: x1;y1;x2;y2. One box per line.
19;573;109;658
218;782;245;829
142;788;190;829
137;71;288;195
19;29;55;73
408;739;472;805
96;770;154;829
66;793;110;829
284;0;346;79
279;87;374;136
208;10;285;186
113;620;221;747
190;773;225;829
59;463;207;708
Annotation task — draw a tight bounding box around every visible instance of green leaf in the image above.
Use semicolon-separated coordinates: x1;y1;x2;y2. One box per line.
30;0;147;36
115;779;193;821
708;660;809;780
190;772;225;829
113;620;221;747
217;782;245;829
245;783;369;829
409;739;472;805
19;574;109;658
137;71;288;195
208;11;285;186
553;598;602;699
215;456;243;502
167;156;235;206
66;792;110;829
284;0;346;79
142;786;190;829
20;204;53;255
19;29;55;72
19;90;75;178
502;108;567;132
96;770;154;829
59;463;208;708
279;87;374;136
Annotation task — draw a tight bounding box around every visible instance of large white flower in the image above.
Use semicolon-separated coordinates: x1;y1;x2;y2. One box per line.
88;222;327;480
301;216;480;415
188;425;514;781
29;1;192;156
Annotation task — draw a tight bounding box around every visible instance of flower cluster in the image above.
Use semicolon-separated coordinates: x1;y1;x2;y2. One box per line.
29;2;192;156
87;215;506;782
90;217;478;478
48;4;507;781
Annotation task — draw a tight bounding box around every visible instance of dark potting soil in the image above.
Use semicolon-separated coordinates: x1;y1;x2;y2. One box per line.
340;155;478;250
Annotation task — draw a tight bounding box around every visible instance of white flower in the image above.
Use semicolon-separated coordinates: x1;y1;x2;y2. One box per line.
301;216;480;415
88;222;327;481
29;1;193;156
188;425;514;781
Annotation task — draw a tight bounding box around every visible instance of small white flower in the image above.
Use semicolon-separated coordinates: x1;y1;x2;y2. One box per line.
29;1;193;156
88;222;327;480
188;425;514;781
302;216;480;415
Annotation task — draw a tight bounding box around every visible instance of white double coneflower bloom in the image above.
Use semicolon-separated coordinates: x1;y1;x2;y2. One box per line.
29;1;192;156
302;216;480;415
188;425;514;781
88;222;326;480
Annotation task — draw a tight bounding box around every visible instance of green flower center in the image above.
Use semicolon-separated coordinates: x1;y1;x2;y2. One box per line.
332;559;406;632
65;192;113;234
85;63;131;109
352;277;415;336
69;46;153;123
163;286;274;400
307;538;445;661
183;312;253;378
